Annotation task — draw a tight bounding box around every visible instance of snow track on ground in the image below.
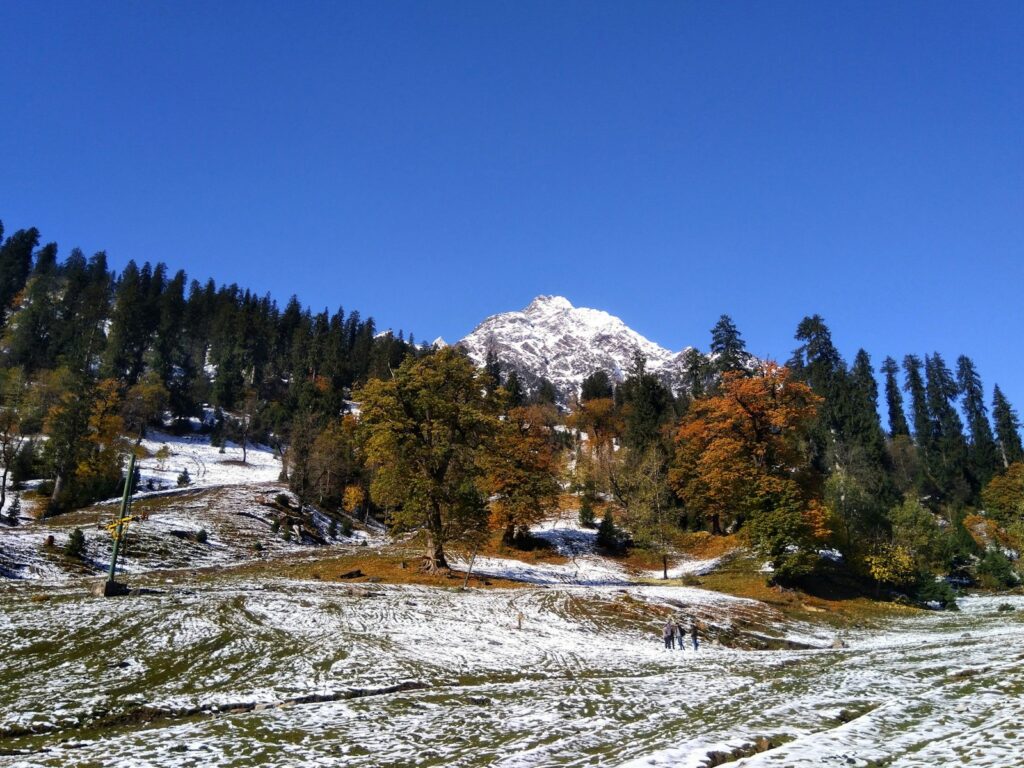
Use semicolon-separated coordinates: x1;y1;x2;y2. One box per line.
1;577;1020;768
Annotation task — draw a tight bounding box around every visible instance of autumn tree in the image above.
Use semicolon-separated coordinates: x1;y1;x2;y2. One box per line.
611;445;673;577
670;363;826;580
121;372;170;443
981;463;1024;526
481;404;562;547
307;414;362;509
358;348;498;570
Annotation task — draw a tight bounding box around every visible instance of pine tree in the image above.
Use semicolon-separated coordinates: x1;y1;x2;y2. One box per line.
580;370;613;402
790;315;847;471
620;351;673;452
956;355;999;487
903;355;930;446
846;350;891;476
709;315;747;374
483;349;502;394
923;353;971;503
992;385;1024;469
0;225;39;329
678;347;712;402
3;243;61;372
532;378;558;406
881;356;910;437
503;369;525;408
104;261;151;385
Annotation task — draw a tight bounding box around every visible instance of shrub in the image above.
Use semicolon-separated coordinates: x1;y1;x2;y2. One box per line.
578;497;595;529
275;493;291;509
596;511;623;554
65;528;86;559
6;494;21;524
328;518;338;538
865;543;917;589
997;602;1015;612
195;529;208;544
270;518;281;533
10;440;39;486
253;541;263;552
977;548;1018;589
915;576;958;611
177;468;191;487
340;517;353;537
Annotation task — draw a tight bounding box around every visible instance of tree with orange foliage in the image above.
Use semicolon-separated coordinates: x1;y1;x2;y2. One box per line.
670;362;828;581
482;404;562;546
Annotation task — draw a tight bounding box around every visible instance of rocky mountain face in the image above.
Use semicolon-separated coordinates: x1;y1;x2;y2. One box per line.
457;295;701;397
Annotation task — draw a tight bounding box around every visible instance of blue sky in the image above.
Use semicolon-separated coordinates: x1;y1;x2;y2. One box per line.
1;1;1022;411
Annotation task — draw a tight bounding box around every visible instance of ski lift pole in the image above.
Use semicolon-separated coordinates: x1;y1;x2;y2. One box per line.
108;452;136;582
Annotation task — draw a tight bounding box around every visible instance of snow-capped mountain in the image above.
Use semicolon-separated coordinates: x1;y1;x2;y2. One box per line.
458;295;700;396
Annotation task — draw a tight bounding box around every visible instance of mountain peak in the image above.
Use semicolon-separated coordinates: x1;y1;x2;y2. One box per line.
458;297;702;398
525;295;574;313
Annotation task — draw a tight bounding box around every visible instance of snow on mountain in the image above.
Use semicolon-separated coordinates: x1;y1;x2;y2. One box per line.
458;295;700;396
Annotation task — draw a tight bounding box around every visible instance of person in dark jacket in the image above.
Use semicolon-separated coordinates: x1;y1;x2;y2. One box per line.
675;620;687;650
663;620;675;649
691;622;700;651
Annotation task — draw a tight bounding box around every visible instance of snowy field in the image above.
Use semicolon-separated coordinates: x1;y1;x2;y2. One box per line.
0;429;374;582
455;518;724;587
0;574;1020;768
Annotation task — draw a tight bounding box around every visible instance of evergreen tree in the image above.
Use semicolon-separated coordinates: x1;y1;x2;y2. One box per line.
3;243;61;372
992;385;1024;469
956;355;999;487
923;353;971;503
881;356;910;437
483;349;502;394
620;352;673;452
0;225;39;328
151;269;191;410
903;355;930;446
678;347;712;401
532;377;559;406
503;369;525;408
709;315;747;374
103;261;151;385
846;350;891;474
580;370;613;402
790;315;847;471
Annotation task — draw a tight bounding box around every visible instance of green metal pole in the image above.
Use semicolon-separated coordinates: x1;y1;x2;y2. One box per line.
108;453;136;582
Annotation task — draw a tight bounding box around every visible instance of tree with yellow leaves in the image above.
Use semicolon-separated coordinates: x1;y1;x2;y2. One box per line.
358;348;498;571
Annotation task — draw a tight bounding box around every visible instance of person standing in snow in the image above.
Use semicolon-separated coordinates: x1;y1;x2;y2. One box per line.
690;622;700;651
675;620;687;650
663;620;675;649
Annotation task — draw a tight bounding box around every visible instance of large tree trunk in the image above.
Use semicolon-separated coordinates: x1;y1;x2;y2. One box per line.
502;523;516;547
422;500;449;571
662;554;668;580
51;473;65;506
710;512;722;536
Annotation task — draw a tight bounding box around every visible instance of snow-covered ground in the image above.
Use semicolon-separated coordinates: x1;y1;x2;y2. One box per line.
0;576;1020;768
457;518;728;586
136;429;282;493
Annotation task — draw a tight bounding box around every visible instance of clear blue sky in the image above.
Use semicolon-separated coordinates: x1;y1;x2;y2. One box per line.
2;1;1022;411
